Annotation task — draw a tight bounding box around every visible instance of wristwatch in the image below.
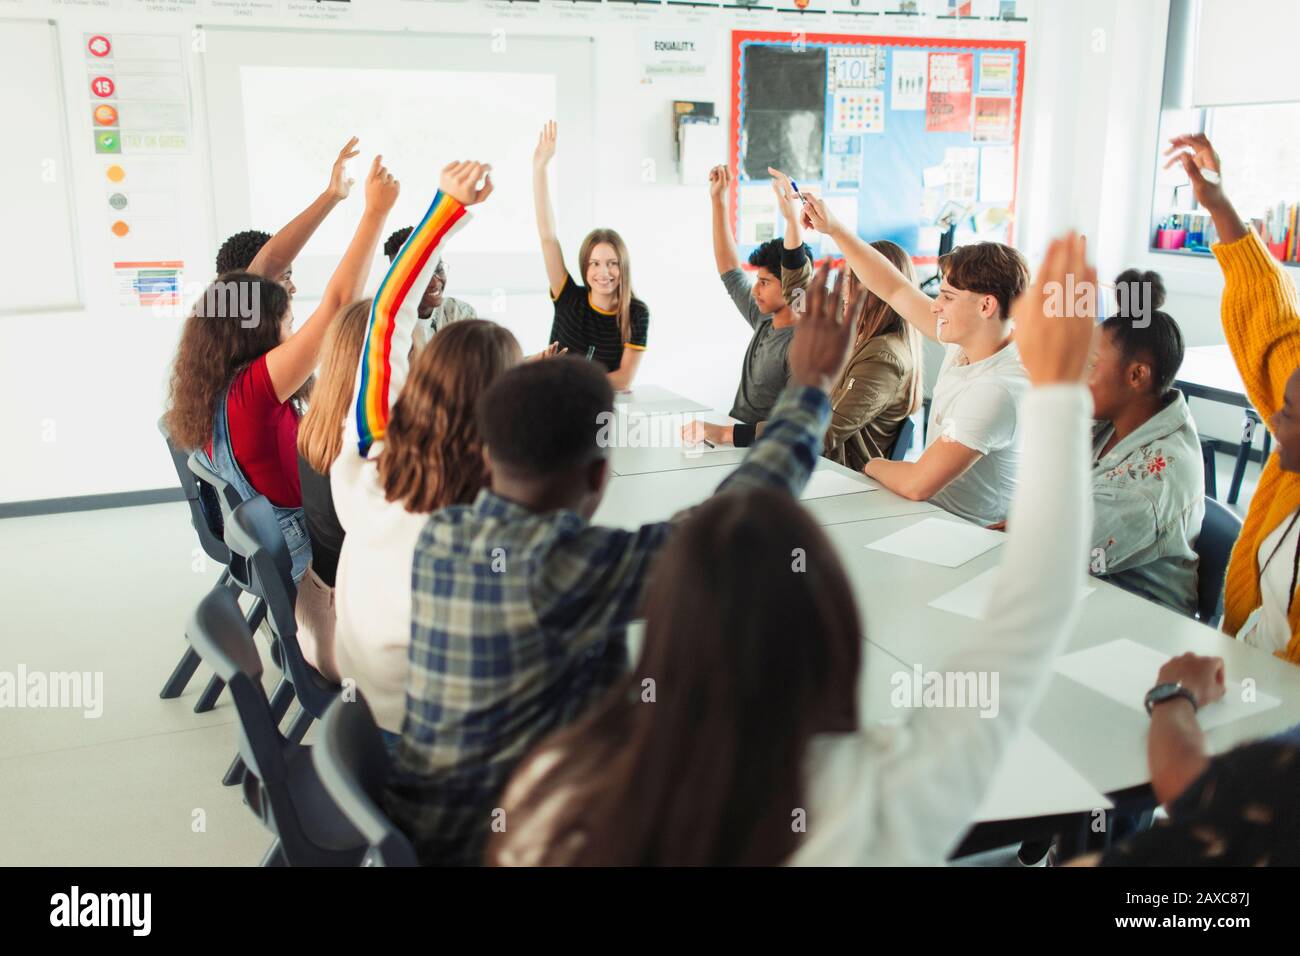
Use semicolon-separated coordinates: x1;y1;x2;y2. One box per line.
1144;682;1199;716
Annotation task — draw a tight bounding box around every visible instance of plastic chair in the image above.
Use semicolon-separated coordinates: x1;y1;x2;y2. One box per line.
225;495;340;745
1194;496;1243;626
889;416;916;462
312;694;418;867
186;585;365;866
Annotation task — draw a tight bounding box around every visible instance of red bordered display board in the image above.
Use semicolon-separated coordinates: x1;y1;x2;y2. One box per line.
729;30;1026;264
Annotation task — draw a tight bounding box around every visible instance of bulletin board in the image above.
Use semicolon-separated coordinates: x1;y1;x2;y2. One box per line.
729;31;1026;264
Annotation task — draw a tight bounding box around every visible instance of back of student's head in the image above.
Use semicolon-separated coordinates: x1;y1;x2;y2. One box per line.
747;237;814;276
937;241;1029;319
1103;269;1183;396
379;319;522;513
215;230;272;274
383;226;413;263
489;487;861;866
297;299;373;474
476;356;614;481
164;272;291;450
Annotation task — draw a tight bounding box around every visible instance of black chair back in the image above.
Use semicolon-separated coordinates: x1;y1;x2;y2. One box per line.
313;694;418;867
159;418;230;566
890;415;917;462
1195;496;1243;625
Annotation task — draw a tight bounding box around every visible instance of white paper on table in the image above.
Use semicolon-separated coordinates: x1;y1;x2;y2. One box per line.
930;567;1094;620
866;516;1004;567
800;469;878;500
1053;638;1282;730
974;728;1113;823
681;441;736;456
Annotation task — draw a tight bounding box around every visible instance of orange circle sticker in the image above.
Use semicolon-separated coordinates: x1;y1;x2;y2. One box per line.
106;165;125;183
111;220;129;237
94;104;119;126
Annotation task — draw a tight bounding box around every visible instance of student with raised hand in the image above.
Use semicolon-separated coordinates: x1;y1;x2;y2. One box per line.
803;195;1029;527
164;154;399;582
707;164;815;427
1067;653;1300;866
1087;269;1203;616
215;136;362;294
486;233;1099;867
330;161;522;739
1167;134;1300;663
684;246;922;466
388;262;859;866
532;120;648;389
382;225;477;352
292;299;373;681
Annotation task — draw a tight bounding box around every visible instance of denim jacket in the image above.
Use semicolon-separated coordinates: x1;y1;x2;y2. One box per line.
1089;390;1204;616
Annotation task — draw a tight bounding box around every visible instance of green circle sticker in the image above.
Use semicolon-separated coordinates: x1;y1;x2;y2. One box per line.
108;192;127;210
95;131;120;154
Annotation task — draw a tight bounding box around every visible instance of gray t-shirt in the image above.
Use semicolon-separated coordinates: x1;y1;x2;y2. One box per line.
721;269;794;424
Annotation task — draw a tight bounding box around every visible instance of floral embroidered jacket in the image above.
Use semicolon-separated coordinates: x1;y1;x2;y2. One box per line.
1089;389;1204;616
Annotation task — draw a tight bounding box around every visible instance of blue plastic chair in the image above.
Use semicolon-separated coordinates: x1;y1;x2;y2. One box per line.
890;415;917;462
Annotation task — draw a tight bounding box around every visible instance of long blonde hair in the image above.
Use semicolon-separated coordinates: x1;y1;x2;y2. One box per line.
579;228;636;344
296;299;372;474
849;241;924;416
377;320;522;514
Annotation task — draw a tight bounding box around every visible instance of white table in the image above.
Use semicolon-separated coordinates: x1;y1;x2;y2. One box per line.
596;384;1300;847
612;384;711;416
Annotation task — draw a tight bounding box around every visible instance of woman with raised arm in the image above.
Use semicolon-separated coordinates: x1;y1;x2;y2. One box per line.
1167;133;1300;664
532;120;649;389
164;149;399;582
329;161;523;740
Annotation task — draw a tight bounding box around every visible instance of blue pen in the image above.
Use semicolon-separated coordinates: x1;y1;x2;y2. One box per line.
788;178;809;205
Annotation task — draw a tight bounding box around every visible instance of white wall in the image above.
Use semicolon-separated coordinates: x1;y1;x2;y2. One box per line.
10;0;1252;507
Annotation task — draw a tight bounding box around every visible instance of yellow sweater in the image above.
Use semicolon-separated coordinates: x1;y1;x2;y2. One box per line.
1214;231;1300;663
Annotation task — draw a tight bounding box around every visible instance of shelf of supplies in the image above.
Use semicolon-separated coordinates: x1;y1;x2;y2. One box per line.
1149;246;1300;269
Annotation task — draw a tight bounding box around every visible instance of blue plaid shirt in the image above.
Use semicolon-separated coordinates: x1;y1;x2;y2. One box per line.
386;384;831;864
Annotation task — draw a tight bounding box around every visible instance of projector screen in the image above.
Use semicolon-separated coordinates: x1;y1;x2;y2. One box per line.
202;28;594;295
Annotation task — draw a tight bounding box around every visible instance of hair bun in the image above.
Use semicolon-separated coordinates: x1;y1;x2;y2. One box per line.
1114;268;1166;316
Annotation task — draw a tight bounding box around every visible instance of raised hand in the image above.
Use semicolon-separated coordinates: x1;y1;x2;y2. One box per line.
1156;653;1226;709
364;155;400;215
440;160;494;207
1011;232;1098;387
800;195;839;235
1164;133;1226;211
787;263;860;392
327;136;361;202
767;166;800;222
708;164;730;201
534;121;558;171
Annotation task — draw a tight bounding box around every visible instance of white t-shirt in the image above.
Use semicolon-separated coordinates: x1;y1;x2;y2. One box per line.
926;340;1029;526
1239;508;1300;654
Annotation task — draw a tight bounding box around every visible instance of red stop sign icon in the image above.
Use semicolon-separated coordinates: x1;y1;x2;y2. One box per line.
91;76;115;98
88;35;111;57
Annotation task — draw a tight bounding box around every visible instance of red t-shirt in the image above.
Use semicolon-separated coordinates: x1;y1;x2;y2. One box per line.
209;355;301;508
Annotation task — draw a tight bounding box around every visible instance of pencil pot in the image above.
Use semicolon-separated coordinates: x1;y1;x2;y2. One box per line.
1156;228;1187;250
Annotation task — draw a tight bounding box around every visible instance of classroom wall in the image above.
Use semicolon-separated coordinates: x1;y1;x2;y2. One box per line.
0;0;1249;508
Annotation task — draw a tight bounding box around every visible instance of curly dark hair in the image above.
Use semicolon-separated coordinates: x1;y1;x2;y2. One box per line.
383;226;414;262
747;237;812;275
163;273;291;450
215;230;272;274
377;320;522;513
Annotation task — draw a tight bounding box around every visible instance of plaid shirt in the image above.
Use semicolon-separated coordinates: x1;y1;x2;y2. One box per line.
386;384;831;865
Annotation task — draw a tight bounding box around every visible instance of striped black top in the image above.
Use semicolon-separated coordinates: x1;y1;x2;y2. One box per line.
548;274;649;371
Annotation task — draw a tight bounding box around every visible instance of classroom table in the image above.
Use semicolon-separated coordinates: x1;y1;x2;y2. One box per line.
1174;343;1267;504
612;384;711;416
597;383;1300;853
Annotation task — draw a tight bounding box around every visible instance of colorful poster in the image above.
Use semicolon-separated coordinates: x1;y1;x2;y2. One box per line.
972;95;1012;142
830;47;885;91
890;50;927;111
115;260;183;309
979;52;1014;93
926;52;972;133
833;89;884;134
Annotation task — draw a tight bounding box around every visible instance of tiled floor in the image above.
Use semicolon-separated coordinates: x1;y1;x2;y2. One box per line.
0;450;1266;866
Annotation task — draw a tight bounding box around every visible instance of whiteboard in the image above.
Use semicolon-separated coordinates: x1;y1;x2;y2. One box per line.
200;27;595;296
0;19;81;314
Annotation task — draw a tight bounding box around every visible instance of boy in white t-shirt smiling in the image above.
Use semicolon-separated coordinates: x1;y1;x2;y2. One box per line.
803;197;1030;526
